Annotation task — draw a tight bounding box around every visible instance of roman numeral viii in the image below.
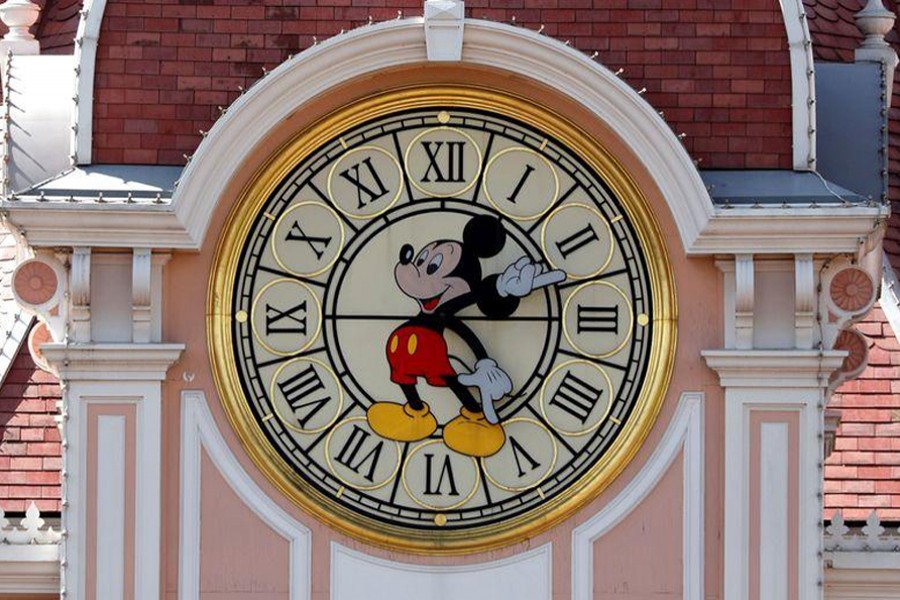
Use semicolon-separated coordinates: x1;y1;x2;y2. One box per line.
339;156;390;209
549;370;604;424
421;141;465;183
278;364;330;429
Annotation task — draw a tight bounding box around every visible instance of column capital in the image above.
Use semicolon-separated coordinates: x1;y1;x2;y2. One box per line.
702;349;846;389
40;343;184;381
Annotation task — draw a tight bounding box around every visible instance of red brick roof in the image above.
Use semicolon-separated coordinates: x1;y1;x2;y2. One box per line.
90;1;794;168
0;325;61;514
806;0;900;521
35;0;82;54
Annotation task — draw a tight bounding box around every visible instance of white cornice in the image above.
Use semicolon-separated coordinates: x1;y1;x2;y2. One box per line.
0;545;59;594
702;350;847;388
40;343;184;380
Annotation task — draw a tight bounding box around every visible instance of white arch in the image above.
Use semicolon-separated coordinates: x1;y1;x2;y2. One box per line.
71;0;107;165
171;18;713;253
779;0;817;171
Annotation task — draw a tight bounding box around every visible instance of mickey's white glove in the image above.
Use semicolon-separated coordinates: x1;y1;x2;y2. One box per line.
457;358;511;424
496;256;566;298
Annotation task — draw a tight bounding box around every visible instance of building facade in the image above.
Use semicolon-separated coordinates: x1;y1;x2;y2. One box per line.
0;0;897;598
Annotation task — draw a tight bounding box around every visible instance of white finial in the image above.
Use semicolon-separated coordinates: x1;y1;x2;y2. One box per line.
0;0;39;43
856;0;895;50
0;0;40;55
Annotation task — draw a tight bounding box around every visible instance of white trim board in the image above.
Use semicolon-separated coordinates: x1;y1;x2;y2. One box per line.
331;543;551;600
779;0;817;170
179;390;310;600
72;0;108;165
571;392;705;600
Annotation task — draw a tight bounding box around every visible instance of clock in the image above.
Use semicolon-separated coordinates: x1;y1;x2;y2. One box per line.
209;88;676;553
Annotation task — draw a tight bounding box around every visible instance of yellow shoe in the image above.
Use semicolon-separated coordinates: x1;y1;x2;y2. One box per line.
443;408;505;457
367;402;437;442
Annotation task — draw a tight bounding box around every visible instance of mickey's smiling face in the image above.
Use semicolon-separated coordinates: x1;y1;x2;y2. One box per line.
395;240;472;313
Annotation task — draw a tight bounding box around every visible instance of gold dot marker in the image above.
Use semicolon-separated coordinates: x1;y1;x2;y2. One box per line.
610;214;623;224
235;310;248;323
437;111;451;124
263;212;276;221
434;513;447;526
262;413;274;422
337;486;345;499
637;313;649;326
339;137;348;149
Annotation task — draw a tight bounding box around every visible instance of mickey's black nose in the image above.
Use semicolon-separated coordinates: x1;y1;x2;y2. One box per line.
399;244;414;265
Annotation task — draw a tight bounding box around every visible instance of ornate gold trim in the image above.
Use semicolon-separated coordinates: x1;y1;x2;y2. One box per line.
208;85;678;555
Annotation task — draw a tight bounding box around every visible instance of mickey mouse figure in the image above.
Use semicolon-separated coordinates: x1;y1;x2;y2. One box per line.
366;215;566;457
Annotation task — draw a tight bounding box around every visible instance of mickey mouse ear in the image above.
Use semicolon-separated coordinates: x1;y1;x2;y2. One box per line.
463;215;506;258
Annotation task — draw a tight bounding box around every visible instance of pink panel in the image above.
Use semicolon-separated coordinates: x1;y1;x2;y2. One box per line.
748;411;799;600
85;404;136;600
199;450;290;598
592;451;684;600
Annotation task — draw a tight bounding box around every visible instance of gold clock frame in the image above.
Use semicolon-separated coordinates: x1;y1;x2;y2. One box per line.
208;85;677;555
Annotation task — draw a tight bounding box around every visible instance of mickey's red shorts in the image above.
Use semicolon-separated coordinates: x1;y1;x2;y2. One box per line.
386;325;456;386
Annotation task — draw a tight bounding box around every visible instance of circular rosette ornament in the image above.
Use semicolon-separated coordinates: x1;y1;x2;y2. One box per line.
828;266;876;317
832;328;869;381
12;258;60;311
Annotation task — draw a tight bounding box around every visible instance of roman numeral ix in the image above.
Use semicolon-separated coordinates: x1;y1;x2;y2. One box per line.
265;301;307;336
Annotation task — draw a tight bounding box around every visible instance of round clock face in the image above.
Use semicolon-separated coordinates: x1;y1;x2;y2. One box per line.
210;90;675;553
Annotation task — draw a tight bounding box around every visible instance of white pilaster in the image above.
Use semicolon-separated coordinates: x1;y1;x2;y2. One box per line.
705;350;845;600
42;343;183;600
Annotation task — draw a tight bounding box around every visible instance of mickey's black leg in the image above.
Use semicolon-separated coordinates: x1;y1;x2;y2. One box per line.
400;384;425;411
446;376;482;413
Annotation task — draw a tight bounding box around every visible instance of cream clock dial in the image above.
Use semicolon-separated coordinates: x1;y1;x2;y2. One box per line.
210;90;675;553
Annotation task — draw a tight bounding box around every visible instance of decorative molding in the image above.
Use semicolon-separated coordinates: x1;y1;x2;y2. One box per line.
572;392;704;600
331;543;551;600
0;501;62;544
826;565;900;598
131;248;152;343
0;545;60;594
70;247;91;342
72;0;107;165
779;0;816;170
424;0;464;61
179;390;310;600
40;343;183;381
734;254;754;349
795;254;815;349
702;350;847;389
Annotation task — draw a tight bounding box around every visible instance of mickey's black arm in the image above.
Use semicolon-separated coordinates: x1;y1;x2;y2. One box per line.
445;316;489;361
